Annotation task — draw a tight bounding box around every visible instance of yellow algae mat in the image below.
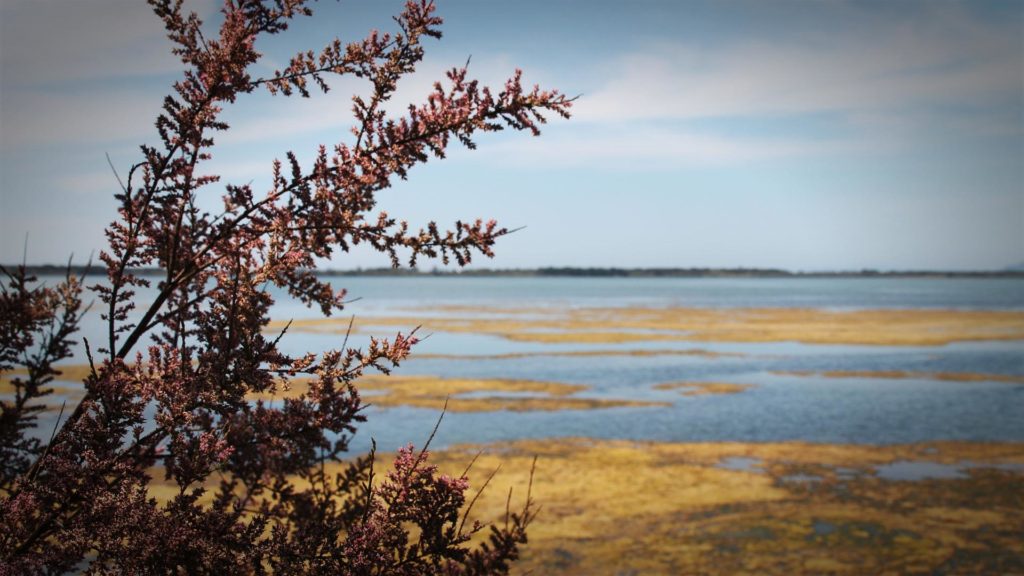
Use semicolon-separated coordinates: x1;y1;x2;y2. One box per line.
249;374;668;412
654;381;754;396
9;363;1023;572
9;367;1022;413
271;306;1024;346
415;438;1024;575
146;438;1024;574
3;369;669;413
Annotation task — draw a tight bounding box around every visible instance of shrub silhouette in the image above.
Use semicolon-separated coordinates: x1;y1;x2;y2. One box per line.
0;1;570;573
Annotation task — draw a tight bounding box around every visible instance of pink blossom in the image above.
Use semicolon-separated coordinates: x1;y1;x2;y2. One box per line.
0;0;565;572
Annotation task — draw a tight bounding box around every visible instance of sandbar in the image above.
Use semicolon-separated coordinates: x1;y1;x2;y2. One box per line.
250;374;668;412
653;381;754;396
271;306;1024;346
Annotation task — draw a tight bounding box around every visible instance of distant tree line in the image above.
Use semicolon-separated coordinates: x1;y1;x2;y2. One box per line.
13;264;1024;279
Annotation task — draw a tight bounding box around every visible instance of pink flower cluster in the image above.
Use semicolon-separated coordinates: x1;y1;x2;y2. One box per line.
1;0;568;573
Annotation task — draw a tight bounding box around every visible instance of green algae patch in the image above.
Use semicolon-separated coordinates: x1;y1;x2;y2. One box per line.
272;306;1024;346
654;381;754;397
403;438;1024;575
250;374;669;413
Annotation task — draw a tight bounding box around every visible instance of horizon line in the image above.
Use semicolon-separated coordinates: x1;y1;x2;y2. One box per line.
7;263;1024;278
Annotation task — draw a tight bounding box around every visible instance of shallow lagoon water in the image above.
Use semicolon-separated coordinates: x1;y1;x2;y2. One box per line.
25;275;1024;452
280;276;1024;310
875;459;1024;480
13;278;1024;574
343;367;1024;453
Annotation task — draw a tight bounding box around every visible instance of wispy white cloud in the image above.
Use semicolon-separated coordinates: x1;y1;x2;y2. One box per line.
493;3;1023;168
3;1;1017;169
0;87;164;151
1;1;1020;269
218;53;524;147
575;5;1021;128
0;0;219;86
0;0;219;152
475;125;849;169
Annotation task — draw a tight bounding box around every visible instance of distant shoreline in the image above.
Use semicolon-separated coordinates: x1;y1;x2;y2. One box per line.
9;264;1024;279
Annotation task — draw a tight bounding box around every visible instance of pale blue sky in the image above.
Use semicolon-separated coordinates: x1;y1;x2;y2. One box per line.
1;0;1021;271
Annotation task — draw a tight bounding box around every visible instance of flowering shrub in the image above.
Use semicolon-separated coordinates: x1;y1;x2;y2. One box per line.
0;1;569;573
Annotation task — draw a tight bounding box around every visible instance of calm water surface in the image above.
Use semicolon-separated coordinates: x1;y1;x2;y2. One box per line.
25;276;1024;450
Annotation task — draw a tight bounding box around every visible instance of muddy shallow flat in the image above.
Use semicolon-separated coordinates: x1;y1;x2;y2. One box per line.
406;438;1024;575
142;437;1023;574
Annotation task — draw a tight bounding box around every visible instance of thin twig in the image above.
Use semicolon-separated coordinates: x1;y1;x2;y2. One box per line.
105;152;127;194
362;439;377;521
26;400;67;484
414;396;447;468
459;450;483;480
341;315;356;351
83;338;97;380
458;463;500;536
